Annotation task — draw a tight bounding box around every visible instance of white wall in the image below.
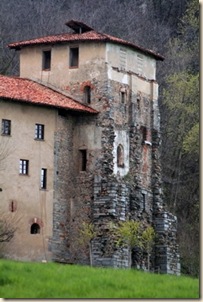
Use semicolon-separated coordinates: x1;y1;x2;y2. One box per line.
113;130;129;177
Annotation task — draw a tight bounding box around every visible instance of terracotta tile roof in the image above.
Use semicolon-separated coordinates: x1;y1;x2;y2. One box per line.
8;20;164;61
0;75;98;114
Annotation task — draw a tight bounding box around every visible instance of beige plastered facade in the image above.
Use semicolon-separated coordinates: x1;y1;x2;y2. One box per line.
0;102;56;260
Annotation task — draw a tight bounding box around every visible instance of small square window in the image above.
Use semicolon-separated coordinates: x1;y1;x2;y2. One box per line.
35;124;44;140
42;50;51;70
40;168;47;189
69;47;79;68
1;119;11;135
19;159;29;175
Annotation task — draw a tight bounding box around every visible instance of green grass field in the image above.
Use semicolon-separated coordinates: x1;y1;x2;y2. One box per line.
0;259;199;298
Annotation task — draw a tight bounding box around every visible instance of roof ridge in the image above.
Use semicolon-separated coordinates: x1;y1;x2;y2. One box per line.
7;20;164;60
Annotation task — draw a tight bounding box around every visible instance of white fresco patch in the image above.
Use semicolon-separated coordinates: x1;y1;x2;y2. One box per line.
107;65;112;80
121;74;128;84
113;130;129;177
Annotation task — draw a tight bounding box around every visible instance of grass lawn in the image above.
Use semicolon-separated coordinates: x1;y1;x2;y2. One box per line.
0;259;200;298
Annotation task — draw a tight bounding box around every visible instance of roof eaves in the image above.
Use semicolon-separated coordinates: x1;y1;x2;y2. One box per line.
1;94;98;114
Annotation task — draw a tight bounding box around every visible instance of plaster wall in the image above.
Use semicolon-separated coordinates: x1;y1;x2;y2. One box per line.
19;42;106;92
106;43;156;80
0;100;56;261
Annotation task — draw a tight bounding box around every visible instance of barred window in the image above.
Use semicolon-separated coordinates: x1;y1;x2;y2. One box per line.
35;124;44;140
19;159;29;175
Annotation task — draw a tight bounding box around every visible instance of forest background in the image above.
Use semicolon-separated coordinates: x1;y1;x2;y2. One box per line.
0;0;199;276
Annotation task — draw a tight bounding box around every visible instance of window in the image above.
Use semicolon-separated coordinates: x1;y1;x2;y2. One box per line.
69;47;79;68
35;124;44;140
79;149;87;171
42;50;51;70
19;159;29;175
41;168;47;189
117;144;124;168
120;88;126;103
142;193;146;211
30;223;40;234
84;86;91;104
1;119;11;135
141;126;151;145
137;98;140;110
121;91;125;103
141;126;147;142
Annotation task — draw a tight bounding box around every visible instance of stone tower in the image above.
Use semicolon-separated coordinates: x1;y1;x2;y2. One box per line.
7;20;180;274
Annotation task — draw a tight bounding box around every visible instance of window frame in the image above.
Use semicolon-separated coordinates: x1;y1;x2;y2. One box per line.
69;46;79;68
1;119;11;136
19;159;29;175
35;123;45;140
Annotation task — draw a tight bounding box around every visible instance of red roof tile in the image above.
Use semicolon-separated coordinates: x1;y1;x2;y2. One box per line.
8;20;164;61
0;75;98;114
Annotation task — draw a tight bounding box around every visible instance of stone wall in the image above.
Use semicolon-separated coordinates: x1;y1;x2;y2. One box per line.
152;129;180;275
92;176;130;268
51;65;180;274
52;112;74;262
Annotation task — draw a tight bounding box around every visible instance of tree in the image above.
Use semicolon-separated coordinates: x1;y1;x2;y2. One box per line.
0;212;21;258
114;220;143;268
78;222;97;266
141;226;155;271
0;215;16;243
110;220;155;270
160;0;199;276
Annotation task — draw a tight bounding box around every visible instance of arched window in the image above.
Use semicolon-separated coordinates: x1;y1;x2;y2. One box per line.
30;223;40;234
117;144;124;168
84;86;91;104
